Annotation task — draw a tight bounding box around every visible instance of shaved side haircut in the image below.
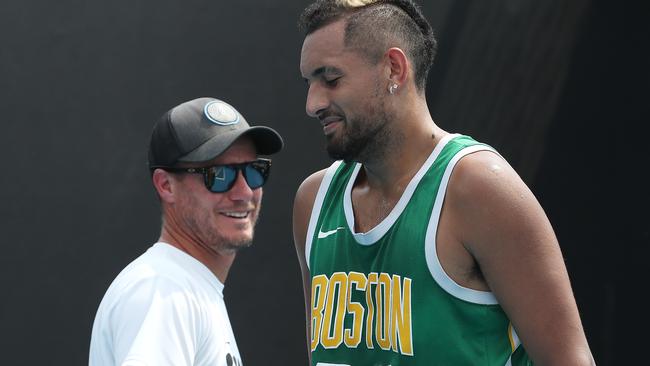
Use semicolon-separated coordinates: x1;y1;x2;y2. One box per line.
298;0;437;92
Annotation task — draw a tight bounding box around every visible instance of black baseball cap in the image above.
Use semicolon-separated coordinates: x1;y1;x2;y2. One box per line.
148;97;283;168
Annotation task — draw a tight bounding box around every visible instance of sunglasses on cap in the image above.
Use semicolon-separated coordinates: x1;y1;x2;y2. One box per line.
156;158;272;193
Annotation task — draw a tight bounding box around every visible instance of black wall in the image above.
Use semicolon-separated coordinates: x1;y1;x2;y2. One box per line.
533;2;649;364
0;0;647;364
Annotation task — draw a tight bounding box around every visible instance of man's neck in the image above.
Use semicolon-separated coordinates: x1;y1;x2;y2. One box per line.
159;226;236;283
359;108;446;197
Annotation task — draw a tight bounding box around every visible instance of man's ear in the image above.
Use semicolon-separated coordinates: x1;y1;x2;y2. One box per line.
385;47;409;86
152;169;176;203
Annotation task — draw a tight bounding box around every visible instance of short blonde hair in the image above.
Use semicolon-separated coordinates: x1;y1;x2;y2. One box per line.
336;0;377;7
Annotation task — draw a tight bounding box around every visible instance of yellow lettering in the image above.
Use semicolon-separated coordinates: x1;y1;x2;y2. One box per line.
375;273;392;350
310;275;328;351
313;271;414;356
391;275;413;355
344;272;367;348
365;272;378;348
321;272;348;349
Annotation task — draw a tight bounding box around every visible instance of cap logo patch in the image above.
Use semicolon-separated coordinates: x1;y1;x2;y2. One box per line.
204;101;240;125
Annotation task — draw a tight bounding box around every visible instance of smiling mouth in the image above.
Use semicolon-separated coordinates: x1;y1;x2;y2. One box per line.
321;116;344;135
320;115;343;127
221;211;250;219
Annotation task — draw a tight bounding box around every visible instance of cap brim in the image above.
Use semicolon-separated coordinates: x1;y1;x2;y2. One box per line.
178;125;283;163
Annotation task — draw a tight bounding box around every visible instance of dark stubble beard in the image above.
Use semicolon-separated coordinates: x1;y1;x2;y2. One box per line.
326;104;394;163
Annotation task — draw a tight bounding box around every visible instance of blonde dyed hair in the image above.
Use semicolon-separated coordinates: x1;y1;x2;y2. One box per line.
336;0;377;7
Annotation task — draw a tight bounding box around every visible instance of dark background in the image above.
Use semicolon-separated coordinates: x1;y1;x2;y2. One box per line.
1;0;648;364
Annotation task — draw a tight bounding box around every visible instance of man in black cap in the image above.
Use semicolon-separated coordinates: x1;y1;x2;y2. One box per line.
89;97;283;366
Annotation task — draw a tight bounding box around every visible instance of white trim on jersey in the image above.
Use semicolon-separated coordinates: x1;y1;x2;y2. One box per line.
305;160;343;270
343;134;461;246
424;144;500;305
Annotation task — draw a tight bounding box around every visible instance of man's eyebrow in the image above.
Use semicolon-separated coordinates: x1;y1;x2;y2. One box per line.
310;66;343;79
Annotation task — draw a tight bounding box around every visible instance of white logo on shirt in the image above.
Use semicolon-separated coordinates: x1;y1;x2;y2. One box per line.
317;227;346;239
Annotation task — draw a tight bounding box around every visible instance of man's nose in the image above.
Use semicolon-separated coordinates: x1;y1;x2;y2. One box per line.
305;83;329;118
227;171;255;200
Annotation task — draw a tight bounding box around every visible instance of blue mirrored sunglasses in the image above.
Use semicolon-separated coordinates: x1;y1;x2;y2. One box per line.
154;158;272;193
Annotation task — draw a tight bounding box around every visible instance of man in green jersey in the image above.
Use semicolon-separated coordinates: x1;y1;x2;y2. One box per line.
293;1;595;365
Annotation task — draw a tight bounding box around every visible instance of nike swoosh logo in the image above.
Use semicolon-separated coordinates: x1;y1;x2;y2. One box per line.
317;227;346;239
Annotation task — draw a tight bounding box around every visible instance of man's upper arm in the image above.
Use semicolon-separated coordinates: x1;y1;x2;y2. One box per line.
292;169;327;283
292;169;327;356
448;150;594;365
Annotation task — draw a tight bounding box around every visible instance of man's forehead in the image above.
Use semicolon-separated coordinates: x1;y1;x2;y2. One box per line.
300;21;348;72
300;48;369;82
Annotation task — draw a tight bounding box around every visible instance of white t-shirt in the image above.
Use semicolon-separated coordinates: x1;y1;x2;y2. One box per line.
89;242;242;366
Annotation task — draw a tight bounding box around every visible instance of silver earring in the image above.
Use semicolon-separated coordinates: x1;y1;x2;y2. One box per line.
389;83;398;94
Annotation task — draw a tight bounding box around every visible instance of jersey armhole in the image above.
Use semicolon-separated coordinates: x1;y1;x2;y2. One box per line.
424;145;501;305
305;160;343;271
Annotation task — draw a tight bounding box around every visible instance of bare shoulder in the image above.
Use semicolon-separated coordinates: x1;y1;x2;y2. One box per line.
446;150;594;364
446;149;526;207
444;149;545;238
445;149;551;270
293;168;328;253
294;169;328;207
293;168;328;223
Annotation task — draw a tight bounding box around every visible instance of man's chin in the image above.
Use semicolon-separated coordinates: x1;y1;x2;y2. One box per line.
326;138;364;162
326;144;348;161
220;235;254;252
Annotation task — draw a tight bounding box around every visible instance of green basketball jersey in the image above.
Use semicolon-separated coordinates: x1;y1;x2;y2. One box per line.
305;134;532;366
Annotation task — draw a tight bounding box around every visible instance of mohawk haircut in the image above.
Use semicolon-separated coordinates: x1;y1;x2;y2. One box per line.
298;0;437;92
